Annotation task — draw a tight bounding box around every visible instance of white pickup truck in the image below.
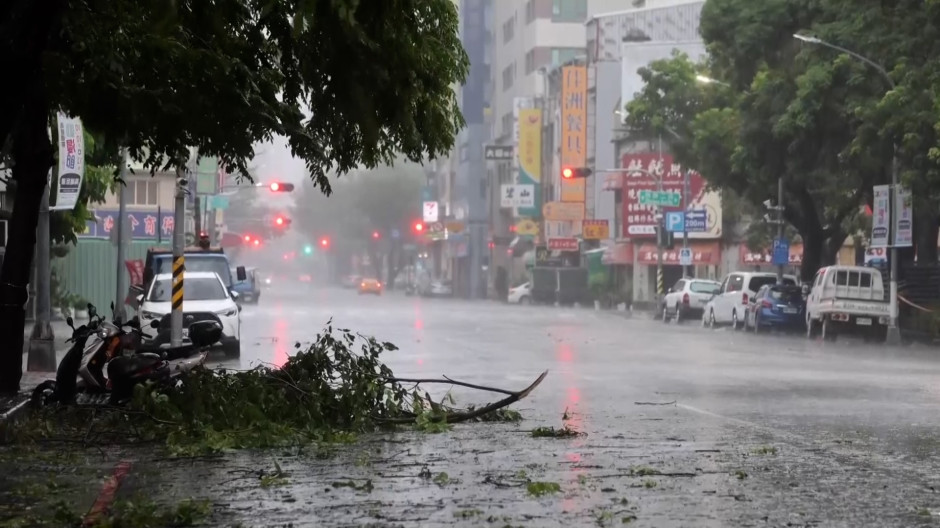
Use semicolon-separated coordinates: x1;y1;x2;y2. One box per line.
805;265;890;342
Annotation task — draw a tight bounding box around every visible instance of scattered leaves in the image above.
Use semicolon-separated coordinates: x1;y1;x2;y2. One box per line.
526;481;562;497
531;425;583;438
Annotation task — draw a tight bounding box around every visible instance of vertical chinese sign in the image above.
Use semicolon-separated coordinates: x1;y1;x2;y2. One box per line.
516;108;542;218
560;65;587;203
51;112;85;211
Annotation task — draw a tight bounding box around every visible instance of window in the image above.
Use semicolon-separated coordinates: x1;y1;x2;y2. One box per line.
125;179;159;206
148;276;227;302
671;280;685;292
525;0;535;23
502;16;514;43
501;112;514;137
551;47;582;67
502;64;514;91
525;50;535;74
690;281;720;295
748;275;795;292
726;274;745;293
552;0;587;22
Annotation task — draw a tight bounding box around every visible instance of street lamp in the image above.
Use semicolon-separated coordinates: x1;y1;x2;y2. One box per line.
793;33;900;344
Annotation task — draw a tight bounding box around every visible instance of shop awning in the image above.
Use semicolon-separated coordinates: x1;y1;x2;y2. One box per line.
635;241;720;265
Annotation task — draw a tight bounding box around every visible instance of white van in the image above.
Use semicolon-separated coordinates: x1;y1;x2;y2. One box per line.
704;271;799;329
805;265;889;341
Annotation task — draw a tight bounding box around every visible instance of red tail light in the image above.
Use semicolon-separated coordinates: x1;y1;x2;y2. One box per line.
761;299;773;309
742;292;749;305
682;293;690;305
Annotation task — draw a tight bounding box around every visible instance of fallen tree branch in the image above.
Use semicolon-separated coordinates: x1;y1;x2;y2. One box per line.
382;376;517;396
634;400;676;406
378;370;548;425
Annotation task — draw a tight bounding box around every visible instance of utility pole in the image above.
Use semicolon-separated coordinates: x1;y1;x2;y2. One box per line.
682;169;691;278
27;183;55;371
193;193;202;237
776;176;785;284
655;135;664;301
113;148;129;323
886;150;901;344
171;166;188;347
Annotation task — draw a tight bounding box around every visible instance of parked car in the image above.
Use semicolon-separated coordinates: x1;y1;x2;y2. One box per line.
744;283;805;332
805;265;889;341
661;278;721;323
508;282;532;304
137;271;241;358
704;272;799;329
422;280;453;297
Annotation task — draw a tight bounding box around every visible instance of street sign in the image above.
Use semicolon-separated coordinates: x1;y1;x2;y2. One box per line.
423;201;439;222
582;219;609;240
548;238;579;251
685;209;707;232
209;195;230;210
500;184;535;208
515;218;539;236
772;238;790;266
638;190;681;207
535;245;563;267
484;144;514;161
679;247;693;266
665;212;685;233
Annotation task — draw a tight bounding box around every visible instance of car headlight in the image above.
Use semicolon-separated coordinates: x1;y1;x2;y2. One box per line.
216;308;238;317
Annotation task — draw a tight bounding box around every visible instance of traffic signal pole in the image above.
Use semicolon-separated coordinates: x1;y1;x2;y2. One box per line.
682;169;691;278
655;135;664;301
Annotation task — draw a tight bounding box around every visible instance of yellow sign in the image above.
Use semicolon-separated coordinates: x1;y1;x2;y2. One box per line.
582;220;609;240
445;221;465;233
560;65;587;203
542;201;585;222
515;218;540;236
517;108;542;215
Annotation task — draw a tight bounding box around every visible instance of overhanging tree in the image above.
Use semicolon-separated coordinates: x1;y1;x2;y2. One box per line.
0;0;467;393
623;0;899;280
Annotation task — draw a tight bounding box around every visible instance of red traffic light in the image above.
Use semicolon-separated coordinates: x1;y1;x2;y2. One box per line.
372;231;380;240
253;239;261;247
275;216;285;226
268;182;295;192
413;222;424;232
562;167;592;179
243;235;251;242
320;237;330;248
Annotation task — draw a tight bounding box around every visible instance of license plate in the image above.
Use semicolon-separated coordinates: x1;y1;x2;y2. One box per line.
856;317;872;326
783;307;798;314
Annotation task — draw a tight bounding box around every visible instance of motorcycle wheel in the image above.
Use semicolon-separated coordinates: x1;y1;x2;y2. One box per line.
30;380;57;407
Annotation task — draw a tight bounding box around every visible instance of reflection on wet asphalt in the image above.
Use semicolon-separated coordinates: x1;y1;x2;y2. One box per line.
140;285;940;526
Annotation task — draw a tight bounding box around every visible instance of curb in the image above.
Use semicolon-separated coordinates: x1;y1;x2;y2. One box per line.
0;397;32;443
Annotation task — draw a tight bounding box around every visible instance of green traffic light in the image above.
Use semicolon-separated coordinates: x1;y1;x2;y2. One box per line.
303;245;313;255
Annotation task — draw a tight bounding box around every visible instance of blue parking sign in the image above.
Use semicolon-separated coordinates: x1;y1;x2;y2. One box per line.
665;211;685;232
772;238;790;265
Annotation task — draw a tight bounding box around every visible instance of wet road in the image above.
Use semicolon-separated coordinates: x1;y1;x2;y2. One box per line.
90;286;940;525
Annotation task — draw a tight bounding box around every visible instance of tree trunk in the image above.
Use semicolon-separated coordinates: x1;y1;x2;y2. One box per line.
799;228;826;282
914;209;938;264
0;106;54;394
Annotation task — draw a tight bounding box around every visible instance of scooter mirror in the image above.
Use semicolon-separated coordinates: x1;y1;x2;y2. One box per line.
66;316;74;328
150;319;161;329
88;304;97;317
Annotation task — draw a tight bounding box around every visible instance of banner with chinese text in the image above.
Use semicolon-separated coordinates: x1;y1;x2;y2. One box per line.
560;65;587;203
516;108;542;217
51;112;85;211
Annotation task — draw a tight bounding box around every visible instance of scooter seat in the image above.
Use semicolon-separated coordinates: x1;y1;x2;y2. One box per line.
107;353;165;380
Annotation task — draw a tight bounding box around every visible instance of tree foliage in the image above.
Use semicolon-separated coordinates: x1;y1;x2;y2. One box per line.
620;0;937;279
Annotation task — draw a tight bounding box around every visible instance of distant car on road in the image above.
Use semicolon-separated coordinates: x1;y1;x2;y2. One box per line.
661;278;721;323
231;267;261;304
704;271;799;329
508;282;532;304
358;278;383;295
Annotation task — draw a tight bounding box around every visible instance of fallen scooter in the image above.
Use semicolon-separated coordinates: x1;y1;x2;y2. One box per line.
31;303;222;406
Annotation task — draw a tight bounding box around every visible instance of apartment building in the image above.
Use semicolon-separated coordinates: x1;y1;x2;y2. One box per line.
485;0;628;290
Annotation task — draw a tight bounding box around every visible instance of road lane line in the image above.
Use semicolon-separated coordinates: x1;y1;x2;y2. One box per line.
82;459;133;527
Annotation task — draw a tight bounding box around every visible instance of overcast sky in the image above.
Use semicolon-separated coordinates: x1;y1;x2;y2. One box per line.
251;135;307;185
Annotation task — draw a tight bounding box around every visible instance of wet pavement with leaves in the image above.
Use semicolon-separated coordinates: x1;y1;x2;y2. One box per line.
4;285;940;526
